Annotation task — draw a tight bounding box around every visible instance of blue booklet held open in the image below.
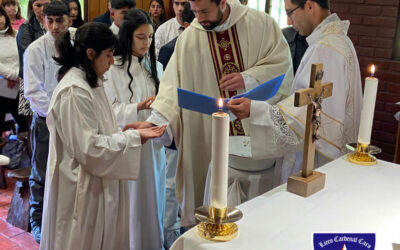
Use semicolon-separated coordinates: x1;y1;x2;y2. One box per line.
177;74;285;115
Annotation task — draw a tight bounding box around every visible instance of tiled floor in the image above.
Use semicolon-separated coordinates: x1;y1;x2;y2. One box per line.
0;171;39;250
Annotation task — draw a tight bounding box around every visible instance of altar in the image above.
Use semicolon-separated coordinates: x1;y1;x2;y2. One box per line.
171;157;400;250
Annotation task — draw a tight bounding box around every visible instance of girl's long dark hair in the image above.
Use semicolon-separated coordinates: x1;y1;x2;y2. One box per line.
54;22;117;88
150;0;166;26
0;5;15;36
114;8;159;103
64;0;84;28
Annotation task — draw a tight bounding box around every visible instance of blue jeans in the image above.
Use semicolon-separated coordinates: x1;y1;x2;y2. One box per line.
29;113;49;234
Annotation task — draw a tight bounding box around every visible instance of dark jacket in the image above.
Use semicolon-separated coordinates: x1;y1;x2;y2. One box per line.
158;37;178;70
16;16;45;78
282;26;308;75
92;10;112;27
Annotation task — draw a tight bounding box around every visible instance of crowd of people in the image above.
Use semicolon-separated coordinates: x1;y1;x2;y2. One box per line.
0;0;363;249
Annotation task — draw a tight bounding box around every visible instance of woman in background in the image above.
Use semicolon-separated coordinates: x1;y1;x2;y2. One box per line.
65;0;84;28
148;0;165;30
105;8;166;250
2;0;25;30
0;5;28;135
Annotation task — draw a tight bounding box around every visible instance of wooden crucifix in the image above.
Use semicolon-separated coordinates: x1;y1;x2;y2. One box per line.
287;63;333;197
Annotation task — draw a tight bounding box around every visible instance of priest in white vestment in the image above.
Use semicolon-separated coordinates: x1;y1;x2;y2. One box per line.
125;0;293;226
228;0;363;183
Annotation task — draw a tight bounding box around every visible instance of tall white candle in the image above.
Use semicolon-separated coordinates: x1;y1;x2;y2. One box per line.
210;99;229;209
358;65;379;144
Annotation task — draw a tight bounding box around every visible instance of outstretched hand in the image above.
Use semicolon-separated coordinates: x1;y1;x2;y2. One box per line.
137;125;167;144
122;121;154;132
137;96;155;110
226;97;251;120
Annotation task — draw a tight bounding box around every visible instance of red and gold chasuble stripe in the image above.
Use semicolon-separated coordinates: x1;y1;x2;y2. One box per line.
207;25;245;136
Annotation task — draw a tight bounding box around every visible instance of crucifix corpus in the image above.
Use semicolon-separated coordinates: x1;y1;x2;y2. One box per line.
287;63;333;197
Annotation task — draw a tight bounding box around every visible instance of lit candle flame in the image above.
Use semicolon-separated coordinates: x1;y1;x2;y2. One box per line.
371;64;376;77
218;98;223;111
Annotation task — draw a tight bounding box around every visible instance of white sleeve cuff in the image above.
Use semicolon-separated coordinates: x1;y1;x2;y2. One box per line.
147;109;173;146
242;73;260;91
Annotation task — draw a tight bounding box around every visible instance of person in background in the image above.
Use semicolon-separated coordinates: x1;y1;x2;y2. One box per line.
65;0;84;28
39;22;166;250
149;0;165;30
23;0;73;243
2;0;25;30
282;26;308;75
109;0;135;35
104;8;166;250
154;0;187;56
0;5;28;135
92;0;112;26
16;0;49;119
158;2;193;69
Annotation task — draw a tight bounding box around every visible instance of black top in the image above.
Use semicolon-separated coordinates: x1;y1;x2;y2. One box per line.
158;37;178;70
16;16;46;78
282;26;308;75
92;10;112;27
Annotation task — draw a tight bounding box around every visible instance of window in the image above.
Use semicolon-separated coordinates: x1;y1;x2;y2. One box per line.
248;0;266;12
247;0;289;29
269;0;289;28
18;0;85;20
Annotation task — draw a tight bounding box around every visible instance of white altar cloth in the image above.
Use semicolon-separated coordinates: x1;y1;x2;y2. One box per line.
171;157;400;250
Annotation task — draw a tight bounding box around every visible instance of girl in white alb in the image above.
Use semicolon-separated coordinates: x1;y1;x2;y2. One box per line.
104;8;166;250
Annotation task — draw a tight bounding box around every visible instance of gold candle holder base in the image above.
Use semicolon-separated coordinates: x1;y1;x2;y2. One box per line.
346;143;381;166
194;206;243;242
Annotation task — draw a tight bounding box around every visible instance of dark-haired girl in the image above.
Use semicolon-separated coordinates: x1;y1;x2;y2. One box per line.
65;0;85;28
104;8;166;250
40;22;166;250
148;0;165;30
0;5;28;135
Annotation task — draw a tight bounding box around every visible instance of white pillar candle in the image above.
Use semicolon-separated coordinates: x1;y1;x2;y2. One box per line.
210;99;229;209
358;65;379;145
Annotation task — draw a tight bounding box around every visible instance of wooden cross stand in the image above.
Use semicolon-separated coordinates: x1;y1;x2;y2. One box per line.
287;64;333;197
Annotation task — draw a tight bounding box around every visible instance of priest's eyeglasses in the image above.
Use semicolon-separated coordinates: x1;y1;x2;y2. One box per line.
286;1;306;18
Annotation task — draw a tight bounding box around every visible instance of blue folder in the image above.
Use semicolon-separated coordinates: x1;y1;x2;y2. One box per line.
178;74;285;115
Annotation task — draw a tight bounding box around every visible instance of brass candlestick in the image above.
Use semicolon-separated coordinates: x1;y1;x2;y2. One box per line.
346;143;381;166
195;206;243;242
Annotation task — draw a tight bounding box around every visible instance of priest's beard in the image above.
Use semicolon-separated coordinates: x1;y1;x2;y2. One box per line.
200;8;223;30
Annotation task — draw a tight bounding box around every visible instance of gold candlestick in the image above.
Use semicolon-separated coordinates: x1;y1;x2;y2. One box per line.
195;205;242;242
347;143;377;166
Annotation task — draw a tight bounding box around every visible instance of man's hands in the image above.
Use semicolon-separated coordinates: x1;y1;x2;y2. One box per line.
219;73;245;91
137;96;155;110
137;125;167;145
226;98;251;120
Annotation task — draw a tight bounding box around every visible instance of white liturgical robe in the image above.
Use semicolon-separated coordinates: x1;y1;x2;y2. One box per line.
104;56;166;250
249;14;363;183
40;67;143;250
150;0;292;226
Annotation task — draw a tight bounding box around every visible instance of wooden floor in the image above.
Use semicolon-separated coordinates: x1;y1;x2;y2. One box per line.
0;171;39;250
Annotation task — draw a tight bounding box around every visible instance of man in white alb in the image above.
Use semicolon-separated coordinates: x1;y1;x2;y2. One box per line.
227;0;363;183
